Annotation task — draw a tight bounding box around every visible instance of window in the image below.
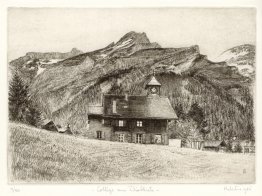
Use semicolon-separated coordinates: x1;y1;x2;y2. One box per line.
136;134;142;143
119;120;124;127
137;121;143;127
96;131;102;139
118;134;124;142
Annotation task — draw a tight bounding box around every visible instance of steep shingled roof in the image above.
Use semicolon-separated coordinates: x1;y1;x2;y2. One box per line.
102;94;177;120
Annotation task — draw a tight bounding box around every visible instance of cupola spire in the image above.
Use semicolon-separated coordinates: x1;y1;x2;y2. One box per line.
145;70;161;96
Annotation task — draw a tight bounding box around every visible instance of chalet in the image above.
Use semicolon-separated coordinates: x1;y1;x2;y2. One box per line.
202;140;227;152
87;74;177;145
42;119;58;132
42;119;72;134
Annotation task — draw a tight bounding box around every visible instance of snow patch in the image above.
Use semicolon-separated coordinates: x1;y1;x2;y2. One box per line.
227;62;254;77
100;54;107;58
238;65;254;77
40;59;63;65
26;60;33;64
216;50;249;62
114;39;133;49
29;67;35;70
37;66;46;76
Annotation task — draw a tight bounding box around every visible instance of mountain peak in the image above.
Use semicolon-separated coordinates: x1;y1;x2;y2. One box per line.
219;44;255;57
216;44;255;78
70;48;83;55
117;31;151;45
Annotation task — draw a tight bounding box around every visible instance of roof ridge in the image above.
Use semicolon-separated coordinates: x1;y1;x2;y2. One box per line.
104;94;146;97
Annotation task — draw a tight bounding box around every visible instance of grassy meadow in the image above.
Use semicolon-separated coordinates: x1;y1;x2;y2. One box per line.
8;123;255;183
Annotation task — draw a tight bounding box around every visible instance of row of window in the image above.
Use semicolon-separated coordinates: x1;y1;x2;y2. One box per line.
118;133;142;143
97;132;127;142
89;119;163;128
97;131;162;144
118;120;143;127
100;119;143;127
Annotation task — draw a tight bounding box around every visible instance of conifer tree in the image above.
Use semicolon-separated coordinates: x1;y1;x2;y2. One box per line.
9;71;42;126
25;102;42;127
8;72;29;122
175;103;185;120
188;102;204;126
226;140;233;152
188;102;209;139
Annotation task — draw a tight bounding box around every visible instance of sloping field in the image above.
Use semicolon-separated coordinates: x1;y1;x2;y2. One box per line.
8;123;255;183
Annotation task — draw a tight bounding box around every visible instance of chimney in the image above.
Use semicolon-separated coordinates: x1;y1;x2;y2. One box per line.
112;100;117;114
125;93;128;101
116;78;121;86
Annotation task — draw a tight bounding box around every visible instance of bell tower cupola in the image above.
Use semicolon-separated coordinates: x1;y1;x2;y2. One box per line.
145;70;161;96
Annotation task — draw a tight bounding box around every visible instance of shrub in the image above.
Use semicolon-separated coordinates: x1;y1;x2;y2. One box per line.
226;141;233;152
234;142;243;153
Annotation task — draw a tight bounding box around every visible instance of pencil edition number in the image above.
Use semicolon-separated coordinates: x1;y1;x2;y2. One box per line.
10;186;20;193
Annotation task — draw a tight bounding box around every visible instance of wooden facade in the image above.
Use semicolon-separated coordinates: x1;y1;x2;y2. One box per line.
87;116;170;145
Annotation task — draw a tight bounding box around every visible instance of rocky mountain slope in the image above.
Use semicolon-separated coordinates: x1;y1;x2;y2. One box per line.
216;44;255;78
9;48;83;84
13;31;254;140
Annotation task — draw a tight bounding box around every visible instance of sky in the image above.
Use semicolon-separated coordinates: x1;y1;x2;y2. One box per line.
8;8;256;61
